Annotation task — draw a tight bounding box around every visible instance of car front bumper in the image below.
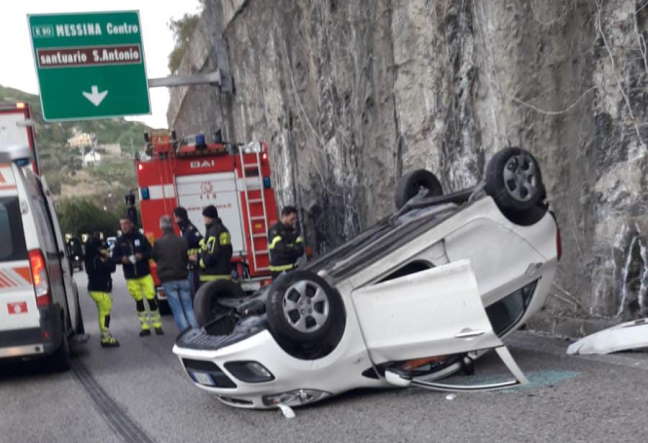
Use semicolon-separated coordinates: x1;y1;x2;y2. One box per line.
173;328;378;409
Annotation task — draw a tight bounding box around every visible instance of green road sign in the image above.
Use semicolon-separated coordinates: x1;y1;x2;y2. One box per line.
28;11;150;121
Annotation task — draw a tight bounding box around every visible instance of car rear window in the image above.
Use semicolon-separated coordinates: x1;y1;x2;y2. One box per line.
0;197;28;261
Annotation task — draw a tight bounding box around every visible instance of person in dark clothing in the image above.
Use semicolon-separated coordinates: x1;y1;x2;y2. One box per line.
173;206;203;296
85;234;119;347
112;218;163;336
198;205;233;283
152;216;198;331
268;206;304;279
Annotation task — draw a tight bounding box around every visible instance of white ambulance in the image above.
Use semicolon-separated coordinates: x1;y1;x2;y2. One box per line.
0;103;83;371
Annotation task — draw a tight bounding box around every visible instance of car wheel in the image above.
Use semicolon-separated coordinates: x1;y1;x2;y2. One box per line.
395;169;443;210
46;333;71;372
194;280;246;327
266;271;345;345
485;147;547;224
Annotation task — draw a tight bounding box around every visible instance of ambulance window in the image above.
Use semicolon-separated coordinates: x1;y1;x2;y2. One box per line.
0;197;28;261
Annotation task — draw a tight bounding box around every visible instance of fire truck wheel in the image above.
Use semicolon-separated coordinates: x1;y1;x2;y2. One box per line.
194;280;246;327
266;271;346;346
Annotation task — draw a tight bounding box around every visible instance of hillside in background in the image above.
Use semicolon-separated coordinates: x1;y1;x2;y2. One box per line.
1;84;152;233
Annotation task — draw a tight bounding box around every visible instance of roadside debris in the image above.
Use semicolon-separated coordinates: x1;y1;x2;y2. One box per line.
277;404;296;419
445;393;457;401
567;318;648;355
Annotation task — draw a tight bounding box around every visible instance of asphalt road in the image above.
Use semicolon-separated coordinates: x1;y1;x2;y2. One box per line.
1;272;648;443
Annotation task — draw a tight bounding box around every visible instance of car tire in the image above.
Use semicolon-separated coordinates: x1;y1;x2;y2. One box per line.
266;271;345;345
485;148;547;224
395;169;443;210
46;333;71;372
194;280;246;327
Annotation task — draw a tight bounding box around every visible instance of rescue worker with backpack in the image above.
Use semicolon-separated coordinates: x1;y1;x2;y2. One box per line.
84;233;119;347
173;206;203;296
199;205;233;283
112;217;164;336
268;206;304;279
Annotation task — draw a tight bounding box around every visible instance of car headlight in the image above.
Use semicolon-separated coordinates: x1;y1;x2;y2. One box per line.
263;389;332;407
224;361;274;383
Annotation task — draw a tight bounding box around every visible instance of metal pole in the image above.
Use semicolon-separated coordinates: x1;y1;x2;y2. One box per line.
148;70;222;88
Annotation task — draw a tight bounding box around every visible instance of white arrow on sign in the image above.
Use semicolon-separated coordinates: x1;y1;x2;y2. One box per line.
82;85;108;107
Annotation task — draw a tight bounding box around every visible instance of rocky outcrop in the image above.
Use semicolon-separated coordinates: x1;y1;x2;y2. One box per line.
168;0;648;334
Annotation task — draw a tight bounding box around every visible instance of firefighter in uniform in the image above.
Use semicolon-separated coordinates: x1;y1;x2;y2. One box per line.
199;205;233;283
173;206;203;296
112;218;164;336
85;234;119;347
268;206;304;279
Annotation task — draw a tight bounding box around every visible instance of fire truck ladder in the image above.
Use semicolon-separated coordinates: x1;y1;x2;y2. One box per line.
239;147;270;273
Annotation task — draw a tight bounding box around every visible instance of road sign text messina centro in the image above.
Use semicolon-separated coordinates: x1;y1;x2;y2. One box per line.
28;11;150;121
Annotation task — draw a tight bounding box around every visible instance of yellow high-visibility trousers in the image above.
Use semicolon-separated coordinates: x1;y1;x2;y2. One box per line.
88;291;112;333
126;275;161;330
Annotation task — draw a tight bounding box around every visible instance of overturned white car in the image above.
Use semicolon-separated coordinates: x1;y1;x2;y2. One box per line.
173;147;561;411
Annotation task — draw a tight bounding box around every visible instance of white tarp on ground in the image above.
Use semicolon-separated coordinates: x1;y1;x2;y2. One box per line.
567;318;648;355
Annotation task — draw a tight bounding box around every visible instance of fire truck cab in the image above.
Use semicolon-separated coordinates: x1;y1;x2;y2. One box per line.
135;131;278;304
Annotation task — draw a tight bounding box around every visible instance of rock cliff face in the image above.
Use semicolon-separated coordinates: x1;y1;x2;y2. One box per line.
169;0;648;334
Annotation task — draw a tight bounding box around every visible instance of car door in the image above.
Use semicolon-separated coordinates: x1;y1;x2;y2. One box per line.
351;260;527;391
40;177;80;331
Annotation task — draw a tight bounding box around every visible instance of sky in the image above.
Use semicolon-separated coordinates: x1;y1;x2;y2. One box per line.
0;0;202;128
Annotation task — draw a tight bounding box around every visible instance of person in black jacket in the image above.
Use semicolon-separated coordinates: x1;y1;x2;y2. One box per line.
173;206;203;296
112;218;163;336
268;206;304;279
152;216;199;331
198;205;233;283
85;234;119;347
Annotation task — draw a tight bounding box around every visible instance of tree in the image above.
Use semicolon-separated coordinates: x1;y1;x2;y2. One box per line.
167;13;200;73
56;197;124;237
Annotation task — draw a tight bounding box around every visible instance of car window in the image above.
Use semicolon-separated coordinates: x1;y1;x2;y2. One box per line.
0;197;28;261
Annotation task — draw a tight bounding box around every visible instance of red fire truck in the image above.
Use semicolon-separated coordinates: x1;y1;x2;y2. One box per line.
134;131;278;307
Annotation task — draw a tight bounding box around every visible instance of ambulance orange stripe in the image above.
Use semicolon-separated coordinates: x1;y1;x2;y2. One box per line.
13;267;32;284
2;271;17;286
0;272;15;288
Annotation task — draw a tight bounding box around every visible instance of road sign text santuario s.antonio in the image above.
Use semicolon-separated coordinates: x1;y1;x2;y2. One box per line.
28;11;150;121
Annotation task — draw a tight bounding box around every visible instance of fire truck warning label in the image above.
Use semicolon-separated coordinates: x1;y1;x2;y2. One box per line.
37;45;142;68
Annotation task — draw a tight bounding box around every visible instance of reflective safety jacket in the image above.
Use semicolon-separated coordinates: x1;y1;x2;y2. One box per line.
199;218;233;281
268;222;304;272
